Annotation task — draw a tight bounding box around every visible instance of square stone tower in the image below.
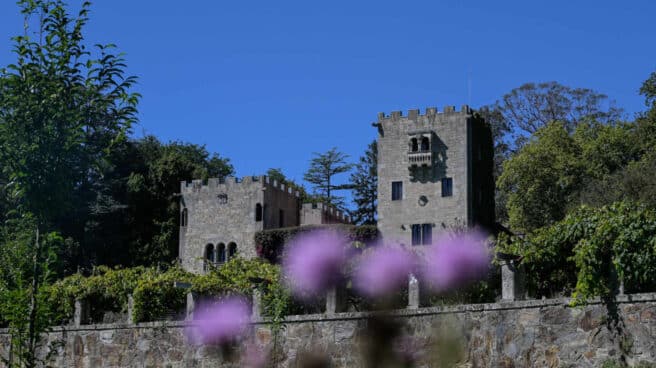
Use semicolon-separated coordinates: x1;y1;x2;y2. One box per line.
179;176;301;273
374;105;494;246
179;176;351;273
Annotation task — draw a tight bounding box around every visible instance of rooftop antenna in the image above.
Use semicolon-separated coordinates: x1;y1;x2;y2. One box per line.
467;67;472;106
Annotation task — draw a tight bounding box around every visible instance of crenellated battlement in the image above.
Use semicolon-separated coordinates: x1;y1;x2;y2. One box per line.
376;104;472;122
180;175;300;197
301;202;351;224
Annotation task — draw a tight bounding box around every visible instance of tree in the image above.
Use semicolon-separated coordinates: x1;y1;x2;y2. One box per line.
0;1;139;365
303;147;353;210
77;136;234;267
350;141;377;225
497;122;583;232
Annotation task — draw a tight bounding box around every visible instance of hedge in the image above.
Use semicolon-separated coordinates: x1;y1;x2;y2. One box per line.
255;224;379;263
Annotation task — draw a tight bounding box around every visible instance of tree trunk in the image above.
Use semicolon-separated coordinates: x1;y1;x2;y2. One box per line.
27;227;40;368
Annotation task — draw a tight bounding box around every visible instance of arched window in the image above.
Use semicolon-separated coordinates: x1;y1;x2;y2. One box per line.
217;243;226;263
410;138;418;152
421;136;429;151
255;203;262;222
181;208;188;227
228;243;237;259
205;244;215;263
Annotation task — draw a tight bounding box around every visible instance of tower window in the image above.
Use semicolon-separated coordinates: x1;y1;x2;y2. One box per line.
228;243;237;259
255;203;262;222
441;178;453;197
181;208;188;227
411;224;421;245
279;209;285;227
421;224;432;245
410;138;418;152
205;244;215;263
411;224;433;245
217;243;226;263
218;194;228;204
420;136;430;151
392;181;403;201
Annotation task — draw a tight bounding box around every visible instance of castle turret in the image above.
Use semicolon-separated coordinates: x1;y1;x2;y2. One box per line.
374;105;494;245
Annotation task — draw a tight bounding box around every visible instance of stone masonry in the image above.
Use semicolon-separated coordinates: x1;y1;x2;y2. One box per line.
3;293;656;367
374;105;494;245
179;176;349;273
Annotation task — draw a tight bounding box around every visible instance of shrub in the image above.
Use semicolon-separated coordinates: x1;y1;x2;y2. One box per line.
255;224;378;262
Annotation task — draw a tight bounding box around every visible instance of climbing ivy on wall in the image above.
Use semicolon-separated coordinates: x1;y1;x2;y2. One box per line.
497;202;656;303
255;224;378;262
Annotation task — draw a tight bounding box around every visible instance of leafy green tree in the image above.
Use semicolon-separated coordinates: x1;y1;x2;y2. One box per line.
350;141;377;225
303;147;353;210
497;122;583;232
79;136;233;267
0;1;138;364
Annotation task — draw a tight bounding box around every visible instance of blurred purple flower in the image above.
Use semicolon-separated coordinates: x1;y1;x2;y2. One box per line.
282;230;347;298
354;246;415;298
187;296;250;345
422;230;491;291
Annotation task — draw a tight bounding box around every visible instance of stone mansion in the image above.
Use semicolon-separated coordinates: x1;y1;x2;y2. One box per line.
178;105;494;273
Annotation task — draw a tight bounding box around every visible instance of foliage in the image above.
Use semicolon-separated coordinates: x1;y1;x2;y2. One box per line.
131;266;194;322
303;147;354;210
44;266;154;325
498;119;647;232
496;202;656;302
349;140;377;225
0;216;61;367
254;224;379;263
76;135;234;267
498;122;583;231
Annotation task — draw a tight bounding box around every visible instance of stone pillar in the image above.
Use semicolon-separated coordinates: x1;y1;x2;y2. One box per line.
126;295;135;324
185;292;195;321
326;285;346;314
251;290;261;320
74;299;89;327
501;261;525;301
408;274;421;309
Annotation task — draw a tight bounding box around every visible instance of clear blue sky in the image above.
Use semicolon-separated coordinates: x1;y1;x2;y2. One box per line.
1;1;655;198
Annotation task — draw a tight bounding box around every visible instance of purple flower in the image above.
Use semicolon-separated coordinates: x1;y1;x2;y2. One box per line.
187;296;250;344
354;246;415;298
282;229;348;298
421;230;490;291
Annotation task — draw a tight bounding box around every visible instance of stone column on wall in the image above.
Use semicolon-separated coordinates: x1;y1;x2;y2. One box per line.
127;295;135;324
74;299;90;327
408;274;421;309
500;257;525;301
326;284;346;314
185;292;195;321
251;289;261;320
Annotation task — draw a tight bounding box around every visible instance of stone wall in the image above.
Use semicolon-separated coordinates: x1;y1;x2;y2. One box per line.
3;294;656;367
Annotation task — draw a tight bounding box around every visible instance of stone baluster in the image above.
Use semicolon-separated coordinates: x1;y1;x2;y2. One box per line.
126;295;135;324
74;299;90;327
407;274;420;309
326;285;346;314
251;289;262;320
185;292;195;321
501;260;525;301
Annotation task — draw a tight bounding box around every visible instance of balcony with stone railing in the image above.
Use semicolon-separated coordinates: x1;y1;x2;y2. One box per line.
408;151;432;166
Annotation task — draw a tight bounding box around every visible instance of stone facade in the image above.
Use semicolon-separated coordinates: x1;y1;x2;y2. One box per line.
374;106;494;245
179;176;349;273
4;294;656;367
